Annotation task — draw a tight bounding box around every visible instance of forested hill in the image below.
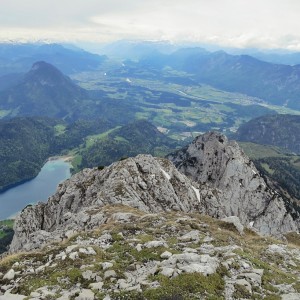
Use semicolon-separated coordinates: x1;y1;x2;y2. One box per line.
239;142;300;211
234;114;300;154
0;118;180;192
0;117;57;191
0;117;112;192
79;120;180;168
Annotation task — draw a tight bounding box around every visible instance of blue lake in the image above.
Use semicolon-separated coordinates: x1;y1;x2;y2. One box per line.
0;159;71;220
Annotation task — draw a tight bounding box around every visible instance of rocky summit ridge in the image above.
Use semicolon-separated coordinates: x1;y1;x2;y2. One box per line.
10;132;298;252
1;131;300;299
167;131;299;236
10;132;299;254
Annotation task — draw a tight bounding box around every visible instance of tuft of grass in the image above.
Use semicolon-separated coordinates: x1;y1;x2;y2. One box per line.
293;282;300;293
0;253;24;273
233;284;251;299
218;221;240;234
285;232;300;247
136;234;154;243
144;273;225;300
16;267;84;295
263;296;281;300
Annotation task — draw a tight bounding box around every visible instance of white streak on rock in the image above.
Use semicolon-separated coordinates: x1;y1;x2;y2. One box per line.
192;186;201;202
160;168;171;180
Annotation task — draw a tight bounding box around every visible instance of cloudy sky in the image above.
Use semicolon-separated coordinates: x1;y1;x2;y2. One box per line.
1;0;300;50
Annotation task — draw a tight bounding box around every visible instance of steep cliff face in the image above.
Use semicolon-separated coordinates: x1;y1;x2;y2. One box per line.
167;132;298;236
10;133;299;253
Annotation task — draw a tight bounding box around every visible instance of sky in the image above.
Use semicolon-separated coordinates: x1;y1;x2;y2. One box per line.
1;0;300;50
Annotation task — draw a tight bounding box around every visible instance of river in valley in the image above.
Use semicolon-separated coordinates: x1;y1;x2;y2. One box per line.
0;159;71;220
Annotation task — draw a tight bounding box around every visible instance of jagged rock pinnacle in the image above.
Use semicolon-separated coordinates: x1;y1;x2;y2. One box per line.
167;132;298;236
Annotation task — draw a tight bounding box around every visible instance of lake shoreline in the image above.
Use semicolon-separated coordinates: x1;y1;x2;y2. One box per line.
47;155;74;163
0;177;37;195
0;158;72;221
0;156;73;195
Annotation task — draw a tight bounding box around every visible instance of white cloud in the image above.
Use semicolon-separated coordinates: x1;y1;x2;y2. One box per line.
1;0;300;50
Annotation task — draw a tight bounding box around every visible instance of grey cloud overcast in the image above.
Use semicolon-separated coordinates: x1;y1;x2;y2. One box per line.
1;0;300;49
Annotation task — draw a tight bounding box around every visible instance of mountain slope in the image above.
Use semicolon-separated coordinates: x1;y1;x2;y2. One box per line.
10;154;201;252
235;120;300;210
0;61;88;119
4;133;300;299
250;50;300;65
234;114;300;154
0;117;57;191
0;118;177;193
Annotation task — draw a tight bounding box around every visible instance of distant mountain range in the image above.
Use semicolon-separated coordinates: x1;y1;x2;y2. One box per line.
100;40;300;65
99;40;180;60
1;44;300;200
139;48;300;110
0;59;273;132
0;43;106;75
3;42;300;112
249;51;300;66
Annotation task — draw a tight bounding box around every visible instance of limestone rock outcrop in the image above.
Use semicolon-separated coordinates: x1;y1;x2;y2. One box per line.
167;131;298;236
10;155;201;252
10;132;299;253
